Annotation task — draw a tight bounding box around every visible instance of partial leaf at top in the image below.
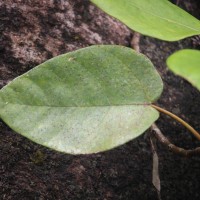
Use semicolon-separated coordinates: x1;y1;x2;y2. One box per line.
91;0;200;41
0;45;163;154
167;49;200;91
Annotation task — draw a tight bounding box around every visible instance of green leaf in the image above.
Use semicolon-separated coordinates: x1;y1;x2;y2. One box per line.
167;49;200;91
91;0;200;41
0;45;163;154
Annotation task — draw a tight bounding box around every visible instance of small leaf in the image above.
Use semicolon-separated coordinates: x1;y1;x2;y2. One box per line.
167;49;200;91
91;0;200;41
0;45;163;154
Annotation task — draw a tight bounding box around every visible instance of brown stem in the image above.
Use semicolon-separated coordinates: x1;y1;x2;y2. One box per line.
131;32;141;53
176;0;180;5
151;104;200;141
150;136;161;199
151;123;200;157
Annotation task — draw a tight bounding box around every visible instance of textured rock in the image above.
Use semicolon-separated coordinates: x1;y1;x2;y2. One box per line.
0;0;131;71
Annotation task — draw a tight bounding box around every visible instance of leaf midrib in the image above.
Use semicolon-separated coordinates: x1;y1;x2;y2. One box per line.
112;1;200;32
1;102;151;108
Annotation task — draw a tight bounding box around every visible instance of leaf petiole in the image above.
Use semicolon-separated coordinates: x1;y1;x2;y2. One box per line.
151;104;200;141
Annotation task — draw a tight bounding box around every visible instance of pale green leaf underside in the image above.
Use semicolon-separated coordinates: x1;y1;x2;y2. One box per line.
91;0;200;41
0;45;163;154
167;49;200;91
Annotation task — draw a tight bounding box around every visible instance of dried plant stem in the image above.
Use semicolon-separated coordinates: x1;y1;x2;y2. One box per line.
176;0;180;5
151;123;200;157
131;32;141;53
150;136;161;200
151;104;200;141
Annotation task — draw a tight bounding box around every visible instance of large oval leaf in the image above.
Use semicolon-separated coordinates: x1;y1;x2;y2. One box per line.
91;0;200;41
0;45;163;154
167;49;200;91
